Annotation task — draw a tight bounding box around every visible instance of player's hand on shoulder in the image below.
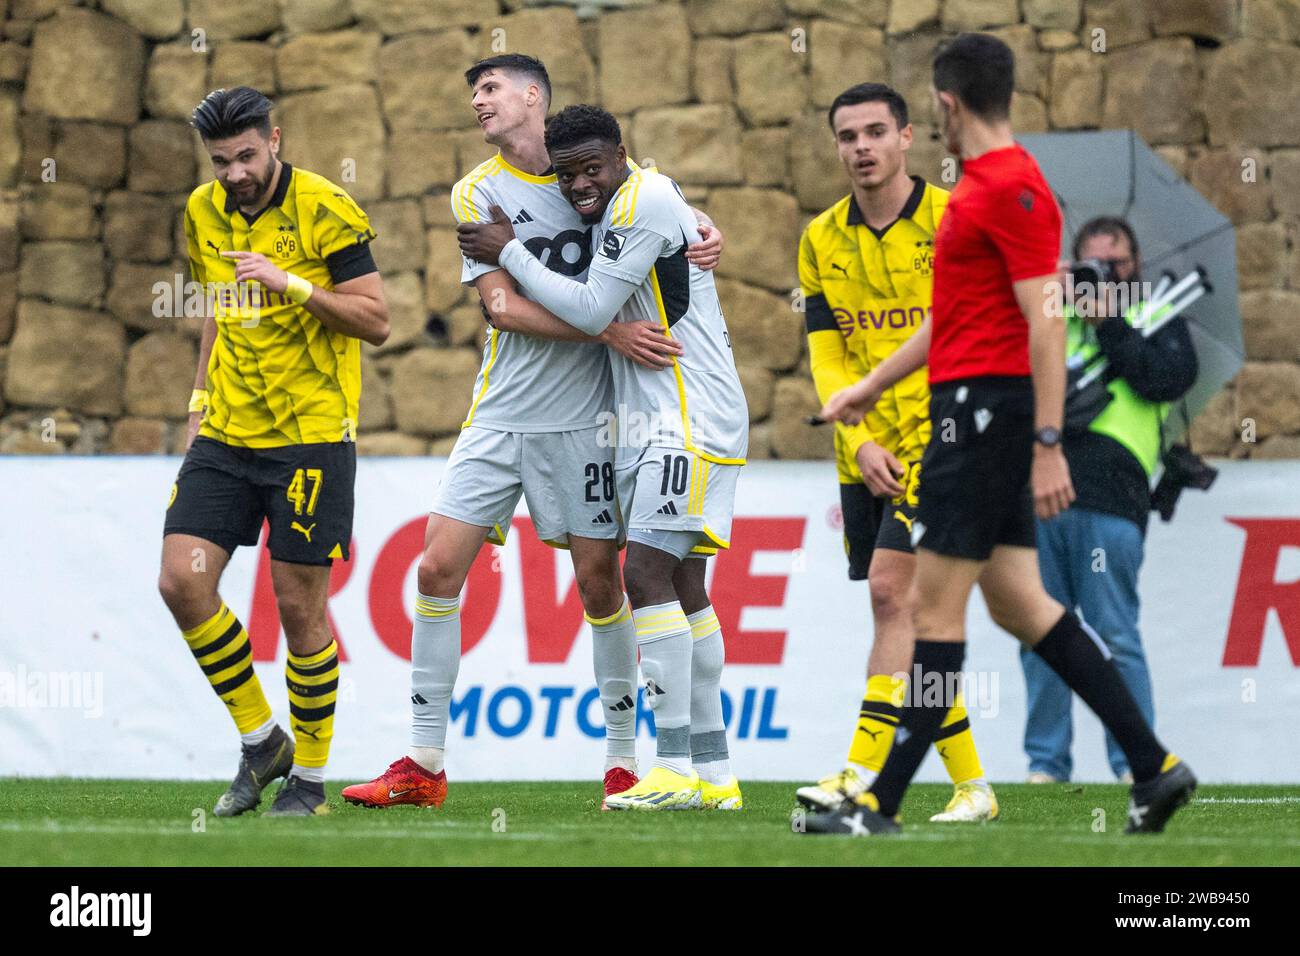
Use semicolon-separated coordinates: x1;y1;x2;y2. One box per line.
686;222;724;271
221;250;287;294
856;441;905;498
1032;444;1076;519
599;320;683;370
456;204;515;266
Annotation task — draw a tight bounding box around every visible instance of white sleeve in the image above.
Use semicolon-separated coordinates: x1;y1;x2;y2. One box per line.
498;237;643;336
451;179;500;284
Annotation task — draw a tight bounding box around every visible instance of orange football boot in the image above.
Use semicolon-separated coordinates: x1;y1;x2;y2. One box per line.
342;756;447;808
601;766;639;810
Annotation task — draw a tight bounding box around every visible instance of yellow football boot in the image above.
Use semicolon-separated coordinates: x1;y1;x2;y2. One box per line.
603;766;702;811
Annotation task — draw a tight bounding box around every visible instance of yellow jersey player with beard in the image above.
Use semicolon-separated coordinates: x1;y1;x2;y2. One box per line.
794;84;997;823
160;87;389;818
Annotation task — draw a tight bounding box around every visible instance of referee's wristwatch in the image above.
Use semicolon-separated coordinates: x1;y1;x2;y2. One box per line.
1034;426;1062;448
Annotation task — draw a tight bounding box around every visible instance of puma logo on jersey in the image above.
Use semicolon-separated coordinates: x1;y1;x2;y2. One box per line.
512;208;534;224
291;521;316;542
893;510;914;533
861;726;882;741
205;239;222;253
974;408;993;433
909;519;926;548
294;724;322;741
830;261;849;277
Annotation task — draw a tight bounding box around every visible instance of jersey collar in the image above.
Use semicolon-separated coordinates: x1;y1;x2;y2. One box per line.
495;153;556;184
222;161;294;223
845;174;926;239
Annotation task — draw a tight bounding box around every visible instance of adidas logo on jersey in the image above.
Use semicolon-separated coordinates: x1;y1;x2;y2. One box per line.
513;208;534;224
656;501;679;516
591;509;614;525
411;693;428;705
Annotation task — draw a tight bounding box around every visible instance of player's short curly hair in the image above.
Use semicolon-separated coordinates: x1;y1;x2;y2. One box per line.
191;87;273;141
544;104;622;154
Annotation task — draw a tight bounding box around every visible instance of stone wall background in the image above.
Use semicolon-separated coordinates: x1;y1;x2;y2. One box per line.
0;0;1296;459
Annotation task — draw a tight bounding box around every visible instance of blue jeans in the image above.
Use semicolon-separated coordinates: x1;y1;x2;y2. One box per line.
1019;507;1155;780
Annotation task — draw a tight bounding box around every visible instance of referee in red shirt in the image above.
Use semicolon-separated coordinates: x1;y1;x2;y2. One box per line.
809;33;1196;836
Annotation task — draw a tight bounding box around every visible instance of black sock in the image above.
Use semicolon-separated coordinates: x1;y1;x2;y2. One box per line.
868;640;966;817
1033;611;1166;781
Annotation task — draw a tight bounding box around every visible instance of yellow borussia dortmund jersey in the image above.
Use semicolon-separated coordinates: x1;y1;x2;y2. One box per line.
800;176;946;478
184;163;377;448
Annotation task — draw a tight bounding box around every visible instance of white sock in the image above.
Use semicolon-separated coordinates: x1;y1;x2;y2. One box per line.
587;596;637;764
633;601;693;776
604;756;637;774
686;606;731;784
410;593;461;754
409;746;444;775
240;717;277;748
290;763;324;783
847;761;879;787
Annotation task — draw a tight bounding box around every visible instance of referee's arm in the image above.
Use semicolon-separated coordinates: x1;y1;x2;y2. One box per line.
1016;273;1076;518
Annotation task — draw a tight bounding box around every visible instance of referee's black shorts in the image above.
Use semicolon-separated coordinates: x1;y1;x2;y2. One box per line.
917;375;1036;561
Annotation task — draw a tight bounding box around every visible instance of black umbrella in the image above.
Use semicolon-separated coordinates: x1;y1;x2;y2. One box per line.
1018;129;1243;443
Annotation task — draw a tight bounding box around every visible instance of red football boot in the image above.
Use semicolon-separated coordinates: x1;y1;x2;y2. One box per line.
342;756;447;808
602;766;639;810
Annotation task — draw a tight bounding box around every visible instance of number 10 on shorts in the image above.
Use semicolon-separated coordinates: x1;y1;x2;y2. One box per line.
287;467;323;516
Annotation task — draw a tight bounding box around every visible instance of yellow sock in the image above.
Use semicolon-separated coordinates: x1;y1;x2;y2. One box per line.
846;673;906;772
182;604;272;734
286;640;339;768
933;693;986;785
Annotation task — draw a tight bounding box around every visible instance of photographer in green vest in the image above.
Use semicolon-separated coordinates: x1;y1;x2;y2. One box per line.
1020;216;1199;783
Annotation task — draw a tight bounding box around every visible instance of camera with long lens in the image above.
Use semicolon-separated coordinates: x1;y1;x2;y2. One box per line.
1070;257;1121;289
1150;444;1218;522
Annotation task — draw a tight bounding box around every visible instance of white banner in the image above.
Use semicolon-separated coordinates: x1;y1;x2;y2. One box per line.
1;457;1297;783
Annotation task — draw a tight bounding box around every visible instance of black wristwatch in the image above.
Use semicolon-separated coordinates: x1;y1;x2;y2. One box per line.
1034;426;1062;448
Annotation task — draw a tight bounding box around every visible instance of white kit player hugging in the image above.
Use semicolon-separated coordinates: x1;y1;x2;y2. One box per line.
462;103;749;810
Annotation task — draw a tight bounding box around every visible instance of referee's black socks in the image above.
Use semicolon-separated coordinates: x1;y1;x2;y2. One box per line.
1032;611;1166;781
869;640;966;817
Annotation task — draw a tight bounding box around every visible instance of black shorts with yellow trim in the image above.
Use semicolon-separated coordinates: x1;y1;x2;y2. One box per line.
839;481;919;581
164;436;355;566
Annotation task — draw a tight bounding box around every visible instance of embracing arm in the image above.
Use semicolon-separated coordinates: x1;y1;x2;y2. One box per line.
498;238;640;336
473;269;682;368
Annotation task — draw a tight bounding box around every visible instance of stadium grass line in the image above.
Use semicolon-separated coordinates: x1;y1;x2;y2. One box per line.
3;780;1298;867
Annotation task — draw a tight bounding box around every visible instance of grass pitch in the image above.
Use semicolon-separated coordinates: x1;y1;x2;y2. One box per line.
2;779;1298;867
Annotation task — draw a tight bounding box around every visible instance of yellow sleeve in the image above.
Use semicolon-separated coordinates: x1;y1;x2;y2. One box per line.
808;330;875;455
797;227;821;298
309;188;377;262
801;227;875;452
184;203;205;286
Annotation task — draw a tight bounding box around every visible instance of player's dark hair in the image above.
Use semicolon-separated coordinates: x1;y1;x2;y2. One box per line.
1072;215;1141;261
465;54;552;108
191;87;274;141
932;33;1015;121
544;104;622;154
827;82;909;131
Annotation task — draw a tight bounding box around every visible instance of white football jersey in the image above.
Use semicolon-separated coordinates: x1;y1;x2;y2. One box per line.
451;153;613;432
